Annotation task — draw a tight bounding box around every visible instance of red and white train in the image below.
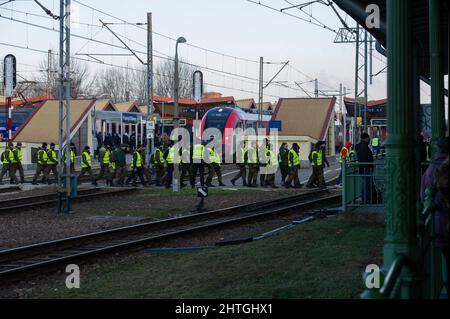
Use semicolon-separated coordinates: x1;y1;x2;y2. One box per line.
199;106;273;152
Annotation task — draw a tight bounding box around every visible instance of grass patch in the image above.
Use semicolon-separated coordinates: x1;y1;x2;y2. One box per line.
44;217;384;299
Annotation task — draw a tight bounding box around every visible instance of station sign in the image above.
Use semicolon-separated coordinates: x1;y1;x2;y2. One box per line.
3;54;16;97
193;71;203;104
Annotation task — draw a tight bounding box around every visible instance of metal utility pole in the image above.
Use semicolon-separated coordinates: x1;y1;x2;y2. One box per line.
146;12;153;167
354;24;360;145
343;86;347;144
172;36;186;193
315;79;319;98
58;0;72;214
364;30;369;132
258;57;264;129
334;25;371;144
47;49;53;97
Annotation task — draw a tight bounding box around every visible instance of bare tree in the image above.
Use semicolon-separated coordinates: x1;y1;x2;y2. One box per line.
154;59;195;99
95;64;135;103
28;56;95;99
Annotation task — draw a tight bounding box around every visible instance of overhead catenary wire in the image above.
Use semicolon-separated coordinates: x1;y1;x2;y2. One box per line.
0;41;288;99
1;2;356;100
0;11;322;95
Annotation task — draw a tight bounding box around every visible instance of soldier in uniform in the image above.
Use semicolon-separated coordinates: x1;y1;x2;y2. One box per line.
285;143;302;189
264;144;278;188
46;143;59;184
152;144;166;186
246;142;259;187
205;146;225;187
78;146;96;185
180;146;192;188
32;142;49;185
231;141;247;186
112;144;128;186
126;145;147;187
94;143;113;186
0;144;12;185
6;142;19;184
11;142;25;183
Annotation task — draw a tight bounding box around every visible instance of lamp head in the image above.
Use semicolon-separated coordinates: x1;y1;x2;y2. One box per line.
176;37;187;44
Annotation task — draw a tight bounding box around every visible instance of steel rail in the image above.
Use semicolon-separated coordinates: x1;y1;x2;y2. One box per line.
0;190;341;281
0;188;138;214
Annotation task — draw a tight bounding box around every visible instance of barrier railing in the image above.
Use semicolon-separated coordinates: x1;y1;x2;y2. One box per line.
342;160;386;211
362;187;448;299
417;187;448;299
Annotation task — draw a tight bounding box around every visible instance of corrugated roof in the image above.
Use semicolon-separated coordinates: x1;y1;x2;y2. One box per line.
115;101;140;113
0;95;50;107
94;99;117;111
235;99;256;109
273;98;336;140
13;99;95;144
256;102;273;111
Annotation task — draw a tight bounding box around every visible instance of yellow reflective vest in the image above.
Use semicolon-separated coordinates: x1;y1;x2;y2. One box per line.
288;149;300;168
132;151;143;168
166;147;174;164
38;149;48;165
81;151;92;168
193;144;204;160
47;149;58;165
311;150;323;167
153;148;165;165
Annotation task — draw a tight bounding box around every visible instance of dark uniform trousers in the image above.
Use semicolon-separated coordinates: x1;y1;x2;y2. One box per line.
154;164;165;185
285;167;301;187
45;164;59;182
132;166;151;184
9;164;19;184
127;167;146;186
264;173;276;187
191;163;205;187
115;167;128;185
78;167;95;182
0;164;10;182
33;164;48;182
247;164;259;186
13;163;25;182
206;164;223;185
307;166;325;188
95;164;112;182
231;164;247;185
180;163;192;185
165;164;174;188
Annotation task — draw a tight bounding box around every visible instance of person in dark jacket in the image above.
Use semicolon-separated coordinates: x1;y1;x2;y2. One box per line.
278;143;289;185
356;133;375;204
420;138;449;291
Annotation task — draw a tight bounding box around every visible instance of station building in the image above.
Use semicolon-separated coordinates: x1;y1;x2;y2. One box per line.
272;97;337;164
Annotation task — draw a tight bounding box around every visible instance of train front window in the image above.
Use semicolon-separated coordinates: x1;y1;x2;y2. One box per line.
204;108;233;133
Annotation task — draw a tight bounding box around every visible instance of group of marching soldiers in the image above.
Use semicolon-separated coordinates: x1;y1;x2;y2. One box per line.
1;139;332;189
0;142;25;185
230;139;330;189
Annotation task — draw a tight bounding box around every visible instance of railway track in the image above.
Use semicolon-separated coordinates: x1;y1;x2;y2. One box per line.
0;189;341;282
0;187;138;215
0;186;22;194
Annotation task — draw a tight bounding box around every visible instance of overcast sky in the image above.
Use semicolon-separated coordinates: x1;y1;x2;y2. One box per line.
0;0;435;105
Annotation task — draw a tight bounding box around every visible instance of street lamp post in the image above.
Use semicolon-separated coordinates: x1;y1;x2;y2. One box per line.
172;36;186;192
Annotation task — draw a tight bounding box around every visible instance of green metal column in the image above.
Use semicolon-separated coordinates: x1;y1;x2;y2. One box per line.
429;0;445;152
383;0;421;298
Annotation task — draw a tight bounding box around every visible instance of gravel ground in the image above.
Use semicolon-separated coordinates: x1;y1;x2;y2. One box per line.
0;186;312;249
